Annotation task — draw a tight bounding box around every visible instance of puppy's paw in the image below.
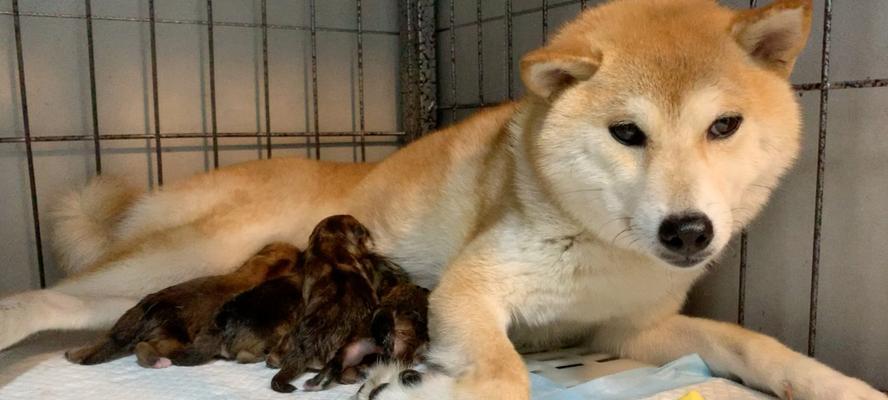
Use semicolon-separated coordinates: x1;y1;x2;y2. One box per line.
271;377;297;393
355;363;449;400
152;357;172;369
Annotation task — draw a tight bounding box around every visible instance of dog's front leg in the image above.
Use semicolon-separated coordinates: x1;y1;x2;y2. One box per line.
593;314;885;400
356;257;530;400
428;261;530;400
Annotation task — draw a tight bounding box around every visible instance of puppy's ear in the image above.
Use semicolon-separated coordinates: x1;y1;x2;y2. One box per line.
520;47;601;99
732;0;813;77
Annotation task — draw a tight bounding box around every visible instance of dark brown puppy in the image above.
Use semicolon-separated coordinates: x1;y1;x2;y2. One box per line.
303;282;430;390
371;282;430;364
214;272;305;365
65;242;299;368
270;215;408;393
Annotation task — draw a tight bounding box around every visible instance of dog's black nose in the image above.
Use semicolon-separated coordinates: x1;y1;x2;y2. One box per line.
658;213;713;256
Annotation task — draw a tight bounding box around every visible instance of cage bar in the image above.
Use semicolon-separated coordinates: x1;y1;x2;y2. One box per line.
808;0;833;358
148;0;164;186
84;0;102;173
11;0;47;288
737;0;758;328
0;131;404;143
506;0;514;99
449;0;457;122
356;0;367;162
309;0;320;159
207;0;220;168
476;0;484;106
261;0;272;158
0;10;397;36
438;78;888;112
400;0;437;142
542;0;549;43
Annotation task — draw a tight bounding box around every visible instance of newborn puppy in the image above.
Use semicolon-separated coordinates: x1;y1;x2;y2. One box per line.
214;271;305;365
270;215;408;393
371;282;430;364
65;242;299;368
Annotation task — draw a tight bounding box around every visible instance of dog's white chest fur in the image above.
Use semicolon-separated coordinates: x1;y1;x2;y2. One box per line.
485;219;704;328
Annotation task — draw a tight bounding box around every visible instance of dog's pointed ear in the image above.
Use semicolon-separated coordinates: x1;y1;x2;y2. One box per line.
520;47;602;99
732;0;813;77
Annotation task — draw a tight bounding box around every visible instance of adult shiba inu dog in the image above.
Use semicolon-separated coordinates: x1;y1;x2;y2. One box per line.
1;0;884;398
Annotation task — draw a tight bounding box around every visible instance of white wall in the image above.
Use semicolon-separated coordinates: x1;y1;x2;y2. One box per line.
0;0;401;293
435;0;888;390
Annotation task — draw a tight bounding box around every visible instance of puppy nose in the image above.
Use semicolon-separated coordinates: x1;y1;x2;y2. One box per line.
658;213;713;255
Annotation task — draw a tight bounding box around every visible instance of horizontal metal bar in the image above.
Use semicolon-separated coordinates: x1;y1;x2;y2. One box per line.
0;131;406;144
793;78;888;91
436;0;581;33
0;10;399;36
438;78;888;111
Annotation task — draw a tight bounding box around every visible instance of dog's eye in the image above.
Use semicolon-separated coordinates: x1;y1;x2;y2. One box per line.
708;115;743;140
608;122;647;147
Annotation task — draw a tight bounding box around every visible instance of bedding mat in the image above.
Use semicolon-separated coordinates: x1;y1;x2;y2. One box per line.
0;333;773;400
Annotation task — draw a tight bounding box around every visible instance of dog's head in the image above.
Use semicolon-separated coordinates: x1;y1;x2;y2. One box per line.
520;0;812;268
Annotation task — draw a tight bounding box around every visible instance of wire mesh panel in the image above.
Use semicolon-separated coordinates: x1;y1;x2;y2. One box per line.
0;0;415;292
433;0;888;390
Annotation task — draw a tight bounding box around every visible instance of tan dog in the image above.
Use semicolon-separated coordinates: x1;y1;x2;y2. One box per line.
0;0;884;399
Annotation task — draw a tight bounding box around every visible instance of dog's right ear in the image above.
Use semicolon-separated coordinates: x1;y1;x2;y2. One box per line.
732;0;813;77
520;47;601;100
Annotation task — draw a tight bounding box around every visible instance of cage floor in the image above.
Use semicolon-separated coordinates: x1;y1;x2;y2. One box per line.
0;330;773;399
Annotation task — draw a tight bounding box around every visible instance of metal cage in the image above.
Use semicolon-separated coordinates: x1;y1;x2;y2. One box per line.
2;0;887;390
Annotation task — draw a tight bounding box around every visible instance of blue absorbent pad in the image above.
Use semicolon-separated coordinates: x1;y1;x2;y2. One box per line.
530;354;714;400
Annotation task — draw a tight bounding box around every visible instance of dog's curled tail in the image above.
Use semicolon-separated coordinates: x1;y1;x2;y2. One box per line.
51;175;140;275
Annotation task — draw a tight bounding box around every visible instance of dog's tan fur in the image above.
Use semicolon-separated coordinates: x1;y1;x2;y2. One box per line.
1;1;884;399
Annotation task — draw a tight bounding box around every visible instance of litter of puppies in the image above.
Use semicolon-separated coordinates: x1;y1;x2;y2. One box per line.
66;215;429;394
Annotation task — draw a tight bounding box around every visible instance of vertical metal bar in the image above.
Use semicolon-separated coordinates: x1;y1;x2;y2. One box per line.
262;0;272;159
148;0;164;186
738;230;748;325
737;0;757;327
505;0;513;100
206;0;219;168
580;0;587;10
476;0;484;106
403;0;417;132
356;0;367;161
84;0;102;173
400;0;437;141
542;0;549;44
449;0;456;122
808;0;832;358
12;0;46;288
309;0;320;159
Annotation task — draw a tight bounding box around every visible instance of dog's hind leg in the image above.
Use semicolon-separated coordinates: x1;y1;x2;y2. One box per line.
64;336;130;365
0;289;136;351
1;224;271;351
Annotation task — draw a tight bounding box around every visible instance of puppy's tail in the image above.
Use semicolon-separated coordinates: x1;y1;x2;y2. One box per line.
51;175;140;275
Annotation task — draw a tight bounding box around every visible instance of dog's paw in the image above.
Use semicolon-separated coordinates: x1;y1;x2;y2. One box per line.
354;363;450;400
782;357;887;400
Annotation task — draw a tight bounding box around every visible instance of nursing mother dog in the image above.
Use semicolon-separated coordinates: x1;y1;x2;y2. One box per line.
0;0;883;399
